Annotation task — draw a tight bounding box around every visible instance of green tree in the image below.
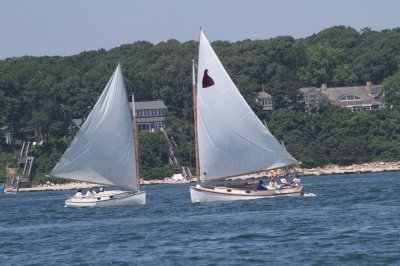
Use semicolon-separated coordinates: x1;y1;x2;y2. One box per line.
382;72;400;109
332;64;357;86
304;26;359;50
298;44;345;86
138;131;171;179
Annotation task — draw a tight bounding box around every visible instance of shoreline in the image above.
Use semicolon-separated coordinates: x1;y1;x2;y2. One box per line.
4;161;400;193
302;161;400;176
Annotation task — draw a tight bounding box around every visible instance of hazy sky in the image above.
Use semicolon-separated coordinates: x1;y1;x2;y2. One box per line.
1;0;399;59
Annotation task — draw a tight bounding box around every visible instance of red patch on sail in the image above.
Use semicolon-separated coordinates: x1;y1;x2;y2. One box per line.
202;69;215;88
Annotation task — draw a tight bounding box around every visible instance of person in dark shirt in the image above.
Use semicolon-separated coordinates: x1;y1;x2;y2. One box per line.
256;180;267;191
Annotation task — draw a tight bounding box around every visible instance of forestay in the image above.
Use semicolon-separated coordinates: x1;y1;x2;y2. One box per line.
49;64;138;190
196;30;297;181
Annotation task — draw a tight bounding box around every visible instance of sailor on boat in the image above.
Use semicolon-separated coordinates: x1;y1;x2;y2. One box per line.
256;180;267;191
292;175;301;187
85;187;96;197
268;176;278;188
74;189;83;198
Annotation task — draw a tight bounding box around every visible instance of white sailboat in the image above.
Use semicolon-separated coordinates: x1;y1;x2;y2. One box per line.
49;64;145;207
190;30;303;203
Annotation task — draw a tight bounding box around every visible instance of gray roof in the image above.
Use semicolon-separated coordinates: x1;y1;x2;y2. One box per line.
300;87;319;96
68;119;83;130
72;119;83;126
130;100;167;110
256;91;272;99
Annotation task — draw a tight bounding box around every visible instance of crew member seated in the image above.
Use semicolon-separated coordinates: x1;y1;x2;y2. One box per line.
269;176;278;188
292;175;301;186
256;180;267;191
85;187;97;197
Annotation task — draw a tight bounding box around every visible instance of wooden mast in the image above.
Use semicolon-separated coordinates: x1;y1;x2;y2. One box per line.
193;29;201;183
132;94;141;190
193;60;200;183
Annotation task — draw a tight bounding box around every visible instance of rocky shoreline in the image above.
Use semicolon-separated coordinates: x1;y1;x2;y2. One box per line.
302;161;400;176
141;162;400;185
141;161;400;185
4;161;400;192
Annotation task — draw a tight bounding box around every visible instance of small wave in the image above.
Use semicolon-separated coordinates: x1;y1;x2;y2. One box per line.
230;233;259;240
303;192;316;197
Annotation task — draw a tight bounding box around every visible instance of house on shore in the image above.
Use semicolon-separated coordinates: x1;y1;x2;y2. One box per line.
68;100;168;135
129;100;168;131
300;81;384;112
255;91;273;111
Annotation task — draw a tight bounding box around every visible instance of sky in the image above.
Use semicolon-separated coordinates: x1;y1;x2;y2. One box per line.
1;0;399;59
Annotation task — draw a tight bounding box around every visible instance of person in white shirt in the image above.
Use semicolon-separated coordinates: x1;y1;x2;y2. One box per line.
292;175;301;186
269;176;278;188
85;187;97;197
74;189;83;198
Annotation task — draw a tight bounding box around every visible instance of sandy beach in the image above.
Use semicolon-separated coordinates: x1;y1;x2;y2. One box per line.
4;161;400;192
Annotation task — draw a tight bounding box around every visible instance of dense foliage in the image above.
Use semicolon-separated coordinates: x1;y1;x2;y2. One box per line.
1;26;400;180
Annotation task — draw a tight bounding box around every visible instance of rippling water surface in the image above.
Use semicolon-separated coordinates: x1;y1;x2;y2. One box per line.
1;172;400;265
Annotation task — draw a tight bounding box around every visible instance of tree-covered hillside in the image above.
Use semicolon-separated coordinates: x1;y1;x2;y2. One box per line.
1;26;400;180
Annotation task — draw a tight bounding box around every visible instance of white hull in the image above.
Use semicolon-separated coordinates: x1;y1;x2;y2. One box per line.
65;190;145;207
190;184;303;203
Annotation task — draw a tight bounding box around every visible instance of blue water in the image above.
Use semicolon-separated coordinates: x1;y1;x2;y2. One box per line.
1;172;400;265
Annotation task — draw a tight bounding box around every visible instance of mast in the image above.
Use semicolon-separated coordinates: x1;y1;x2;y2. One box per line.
131;95;141;190
192;58;200;184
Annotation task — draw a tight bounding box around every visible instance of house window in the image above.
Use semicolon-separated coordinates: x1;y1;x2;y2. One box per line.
261;98;272;106
138;123;150;131
340;95;362;101
155;122;164;129
351;106;363;112
351;105;371;112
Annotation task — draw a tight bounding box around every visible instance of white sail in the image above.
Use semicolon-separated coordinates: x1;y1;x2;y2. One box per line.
50;64;138;190
196;30;297;181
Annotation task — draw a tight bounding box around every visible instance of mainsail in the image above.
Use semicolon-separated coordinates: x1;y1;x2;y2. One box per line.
196;30;297;182
49;64;138;190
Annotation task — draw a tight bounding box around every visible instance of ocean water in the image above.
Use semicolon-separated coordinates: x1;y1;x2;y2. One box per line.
1;172;400;266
